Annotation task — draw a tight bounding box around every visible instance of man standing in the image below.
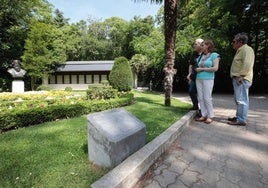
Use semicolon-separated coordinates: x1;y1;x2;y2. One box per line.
227;32;255;126
187;38;203;111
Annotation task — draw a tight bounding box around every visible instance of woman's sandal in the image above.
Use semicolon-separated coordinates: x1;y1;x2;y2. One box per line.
195;117;207;122
204;118;213;124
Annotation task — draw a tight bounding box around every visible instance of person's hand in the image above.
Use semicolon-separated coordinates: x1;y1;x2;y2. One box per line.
195;67;203;72
187;78;191;85
186;74;191;80
186;75;191;84
237;77;244;84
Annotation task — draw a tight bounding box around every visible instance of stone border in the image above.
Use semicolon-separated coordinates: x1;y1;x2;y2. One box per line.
91;110;195;188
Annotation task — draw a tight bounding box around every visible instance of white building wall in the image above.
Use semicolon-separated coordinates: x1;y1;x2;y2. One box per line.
45;74;106;90
45;72;134;91
86;75;92;84
49;75;56;84
71;75;77;84
57;75;63;84
78;75;84;84
48;84;92;90
101;74;107;81
94;75;99;84
64;75;70;84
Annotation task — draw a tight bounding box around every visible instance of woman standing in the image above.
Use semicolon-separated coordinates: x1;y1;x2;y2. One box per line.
195;40;220;124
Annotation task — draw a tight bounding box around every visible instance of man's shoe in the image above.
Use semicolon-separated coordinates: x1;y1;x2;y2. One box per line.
227;120;246;126
227;117;237;122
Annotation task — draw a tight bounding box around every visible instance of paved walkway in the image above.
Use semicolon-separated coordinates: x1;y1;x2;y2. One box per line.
135;93;268;188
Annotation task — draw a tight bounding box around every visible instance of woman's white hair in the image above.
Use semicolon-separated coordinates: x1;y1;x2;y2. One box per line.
195;38;204;44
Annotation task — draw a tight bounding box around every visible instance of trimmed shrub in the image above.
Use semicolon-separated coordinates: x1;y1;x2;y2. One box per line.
86;85;118;100
101;80;109;86
109;57;133;92
65;87;73;92
36;85;51;91
0;93;134;132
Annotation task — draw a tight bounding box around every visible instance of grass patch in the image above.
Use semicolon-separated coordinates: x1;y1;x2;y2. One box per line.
0;91;191;187
0;117;109;188
125;91;190;142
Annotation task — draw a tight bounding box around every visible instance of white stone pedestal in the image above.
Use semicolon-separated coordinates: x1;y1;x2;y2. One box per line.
12;80;25;93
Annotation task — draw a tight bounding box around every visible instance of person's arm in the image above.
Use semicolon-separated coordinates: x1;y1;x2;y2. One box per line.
240;47;254;76
196;53;220;72
200;58;219;72
186;65;192;80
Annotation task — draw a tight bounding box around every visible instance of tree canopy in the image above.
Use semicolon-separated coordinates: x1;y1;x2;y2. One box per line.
0;0;267;93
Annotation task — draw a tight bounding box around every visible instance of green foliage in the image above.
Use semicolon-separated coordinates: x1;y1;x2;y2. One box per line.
101;80;110;86
0;117;109;187
53;9;69;27
86;85;118;100
0;92;134;132
130;54;150;74
64;87;73;92
36;85;51;91
21;20;68;90
0;91;188;187
84;17;129;60
22;21;67;78
130;54;151;87
109;57;133;91
0;0;267;93
131;29;164;67
125;91;190;142
0;0;53;66
103;17;129;57
0;90;69;102
61;24;84;61
123;16;157;59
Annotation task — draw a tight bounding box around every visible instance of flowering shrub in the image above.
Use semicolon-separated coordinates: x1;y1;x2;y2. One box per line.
0;90;70;102
0;91;134;132
0;91;83;114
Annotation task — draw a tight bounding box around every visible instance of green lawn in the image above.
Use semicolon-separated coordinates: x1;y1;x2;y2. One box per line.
125;91;190;142
0;91;190;187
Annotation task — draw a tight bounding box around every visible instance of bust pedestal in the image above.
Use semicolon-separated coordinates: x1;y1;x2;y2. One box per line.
12;80;25;93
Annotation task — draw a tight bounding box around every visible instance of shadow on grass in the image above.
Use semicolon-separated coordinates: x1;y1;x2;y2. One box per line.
134;94;190;108
82;143;88;153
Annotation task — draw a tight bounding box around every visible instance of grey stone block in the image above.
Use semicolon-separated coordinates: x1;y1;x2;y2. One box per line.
87;108;146;167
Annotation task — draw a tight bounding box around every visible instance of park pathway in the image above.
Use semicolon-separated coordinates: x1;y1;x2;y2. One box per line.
134;93;268;188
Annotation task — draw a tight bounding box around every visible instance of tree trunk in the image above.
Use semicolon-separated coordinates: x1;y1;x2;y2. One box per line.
163;0;177;106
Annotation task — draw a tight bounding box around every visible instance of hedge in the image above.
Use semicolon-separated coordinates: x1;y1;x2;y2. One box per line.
0;93;134;132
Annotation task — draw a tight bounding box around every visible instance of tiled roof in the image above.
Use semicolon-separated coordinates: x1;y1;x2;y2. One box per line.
55;61;114;72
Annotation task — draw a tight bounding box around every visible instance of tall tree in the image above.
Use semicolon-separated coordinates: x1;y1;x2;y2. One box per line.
86;18;114;60
22;21;66;90
0;0;52;67
134;0;178;106
53;9;69;27
163;0;177;106
130;54;150;88
103;17;129;58
123;15;155;59
229;0;268;86
132;29;164;65
0;0;53;91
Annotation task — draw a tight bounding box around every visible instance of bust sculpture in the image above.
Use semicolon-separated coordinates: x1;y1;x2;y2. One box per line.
7;60;26;78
